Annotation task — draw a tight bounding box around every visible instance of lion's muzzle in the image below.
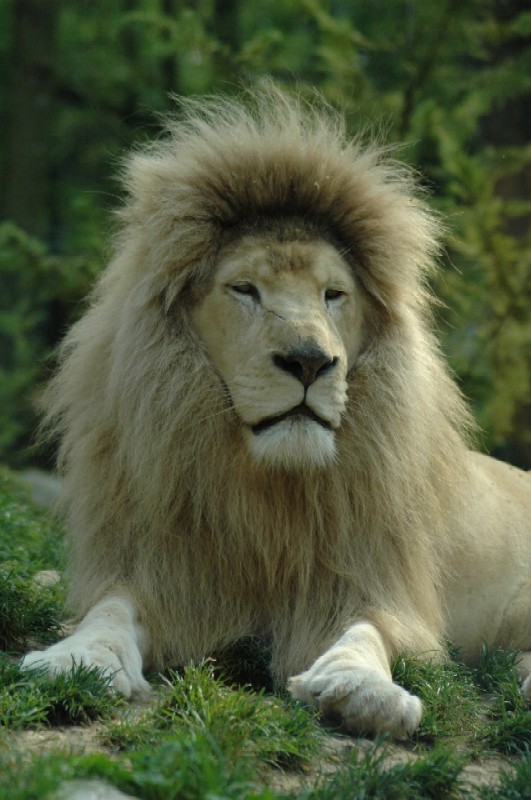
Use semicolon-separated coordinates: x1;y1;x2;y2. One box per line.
272;346;339;389
251;403;333;435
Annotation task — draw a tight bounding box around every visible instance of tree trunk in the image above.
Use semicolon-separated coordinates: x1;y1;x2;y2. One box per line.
1;0;58;239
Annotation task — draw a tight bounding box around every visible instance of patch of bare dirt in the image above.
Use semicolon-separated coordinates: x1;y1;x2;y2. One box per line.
9;716;514;796
265;732;513;795
11;723;110;757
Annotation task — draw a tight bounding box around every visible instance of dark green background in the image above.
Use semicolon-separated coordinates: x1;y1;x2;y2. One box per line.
1;0;529;467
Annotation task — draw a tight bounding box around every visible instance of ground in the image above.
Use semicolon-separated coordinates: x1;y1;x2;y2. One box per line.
2;467;531;800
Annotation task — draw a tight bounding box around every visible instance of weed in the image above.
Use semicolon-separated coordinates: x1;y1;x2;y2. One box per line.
0;656;121;728
0;740;280;800
478;752;531;799
301;743;466;800
106;662;321;769
473;647;531;755
0;569;62;650
0;467;64;571
484;712;531;755
0;467;64;650
392;655;481;744
474;646;523;710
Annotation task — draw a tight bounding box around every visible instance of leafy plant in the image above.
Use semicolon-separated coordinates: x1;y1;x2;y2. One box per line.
0;224;98;466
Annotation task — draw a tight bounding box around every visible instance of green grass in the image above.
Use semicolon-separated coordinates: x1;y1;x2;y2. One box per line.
0;467;64;651
0;742;280;800
303;744;467;800
392;655;482;744
0;568;62;651
105;662;322;766
0;656;121;728
0;467;64;570
477;755;531;800
3;464;531;799
471;646;531;755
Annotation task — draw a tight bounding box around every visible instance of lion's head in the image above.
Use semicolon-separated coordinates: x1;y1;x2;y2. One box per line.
193;232;365;468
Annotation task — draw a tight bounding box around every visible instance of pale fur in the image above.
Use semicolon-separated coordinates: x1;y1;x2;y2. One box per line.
21;88;531;736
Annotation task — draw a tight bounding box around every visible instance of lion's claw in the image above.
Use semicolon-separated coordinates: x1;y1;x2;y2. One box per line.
288;665;422;737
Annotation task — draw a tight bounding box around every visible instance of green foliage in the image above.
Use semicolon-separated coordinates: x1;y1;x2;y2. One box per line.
0;657;120;729
478;754;531;800
485;711;531;756
107;662;321;768
0;467;64;569
0;570;61;651
303;744;466;800
0;467;64;650
0;223;98;466
474;647;531;755
392;656;481;743
393;647;531;757
473;646;523;708
0;743;277;800
0;1;530;466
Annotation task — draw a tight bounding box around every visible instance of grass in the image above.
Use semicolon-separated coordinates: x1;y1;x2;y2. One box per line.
2;464;531;798
0;656;120;728
105;662;322;765
392;654;482;744
0;467;64;570
303;745;467;799
477;755;531;800
0;467;64;651
469;646;531;756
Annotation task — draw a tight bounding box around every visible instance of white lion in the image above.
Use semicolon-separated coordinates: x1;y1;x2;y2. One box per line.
22;88;531;737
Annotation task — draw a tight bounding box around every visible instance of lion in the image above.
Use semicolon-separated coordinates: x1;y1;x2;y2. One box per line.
22;88;531;737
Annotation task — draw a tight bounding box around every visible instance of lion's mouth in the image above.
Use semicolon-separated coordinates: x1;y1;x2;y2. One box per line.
251;404;332;435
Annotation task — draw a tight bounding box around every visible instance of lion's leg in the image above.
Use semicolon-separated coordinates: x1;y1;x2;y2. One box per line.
287;621;422;737
20;595;150;697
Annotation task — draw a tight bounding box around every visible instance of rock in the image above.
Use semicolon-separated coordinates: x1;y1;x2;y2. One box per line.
20;468;61;508
33;569;61;587
53;779;140;800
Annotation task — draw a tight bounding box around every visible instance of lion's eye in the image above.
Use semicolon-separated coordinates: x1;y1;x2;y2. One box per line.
324;288;345;302
231;283;261;302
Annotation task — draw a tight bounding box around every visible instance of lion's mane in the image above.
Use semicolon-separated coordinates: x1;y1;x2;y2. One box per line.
46;88;472;680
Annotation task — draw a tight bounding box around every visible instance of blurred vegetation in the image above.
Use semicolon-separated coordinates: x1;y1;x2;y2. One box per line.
0;0;529;467
0;466;64;650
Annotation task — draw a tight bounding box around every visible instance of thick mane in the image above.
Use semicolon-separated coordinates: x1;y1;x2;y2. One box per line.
119;88;439;311
46;88;473;679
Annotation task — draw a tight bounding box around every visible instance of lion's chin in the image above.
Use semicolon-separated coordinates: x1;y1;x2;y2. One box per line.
247;417;337;470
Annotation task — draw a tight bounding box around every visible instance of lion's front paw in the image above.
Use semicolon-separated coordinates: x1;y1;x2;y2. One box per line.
288;664;422;738
20;637;150;698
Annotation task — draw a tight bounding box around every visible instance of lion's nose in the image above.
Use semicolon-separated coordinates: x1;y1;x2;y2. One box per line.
273;348;338;388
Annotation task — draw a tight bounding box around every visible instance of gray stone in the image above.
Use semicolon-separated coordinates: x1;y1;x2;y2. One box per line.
54;779;139;800
20;468;62;508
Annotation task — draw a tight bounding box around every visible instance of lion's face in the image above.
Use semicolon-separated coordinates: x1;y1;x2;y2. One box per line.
193;236;365;468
